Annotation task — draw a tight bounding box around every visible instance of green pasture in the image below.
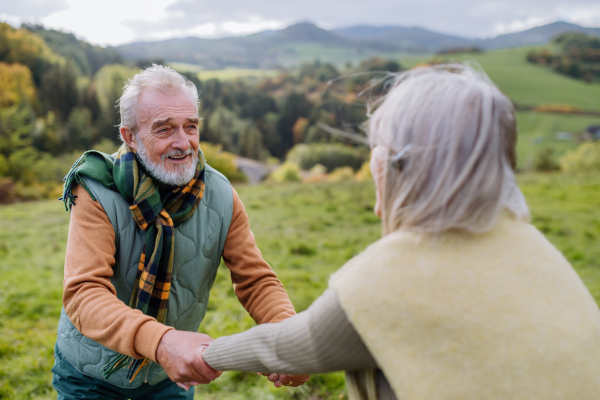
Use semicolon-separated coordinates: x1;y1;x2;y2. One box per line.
402;46;600;112
169;63;280;81
1;174;599;399
515;111;600;169
274;43;410;69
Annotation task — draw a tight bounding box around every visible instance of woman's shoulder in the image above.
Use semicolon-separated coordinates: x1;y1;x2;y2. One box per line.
329;215;563;291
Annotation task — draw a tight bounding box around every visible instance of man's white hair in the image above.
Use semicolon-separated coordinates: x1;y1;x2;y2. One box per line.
118;64;199;136
368;64;530;235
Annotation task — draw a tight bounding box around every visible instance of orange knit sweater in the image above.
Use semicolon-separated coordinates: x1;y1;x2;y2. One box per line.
63;184;295;363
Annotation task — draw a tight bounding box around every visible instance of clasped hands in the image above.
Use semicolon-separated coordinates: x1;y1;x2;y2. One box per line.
156;330;309;391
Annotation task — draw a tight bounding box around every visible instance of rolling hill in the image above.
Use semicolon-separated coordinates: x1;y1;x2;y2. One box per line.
113;21;600;69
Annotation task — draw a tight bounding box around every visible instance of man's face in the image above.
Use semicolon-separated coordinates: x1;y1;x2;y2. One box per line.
127;89;200;185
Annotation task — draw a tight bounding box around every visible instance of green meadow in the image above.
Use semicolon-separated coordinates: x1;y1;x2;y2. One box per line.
403;46;600;111
1;172;599;399
169;63;281;81
515;111;600;169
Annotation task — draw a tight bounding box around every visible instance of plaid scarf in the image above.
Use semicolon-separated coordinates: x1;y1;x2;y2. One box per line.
61;144;206;382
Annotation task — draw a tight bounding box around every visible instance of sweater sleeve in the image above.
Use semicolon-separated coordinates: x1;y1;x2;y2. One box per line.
203;289;378;374
62;184;172;362
222;187;296;324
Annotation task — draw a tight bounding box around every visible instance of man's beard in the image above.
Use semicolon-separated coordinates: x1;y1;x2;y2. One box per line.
135;139;198;187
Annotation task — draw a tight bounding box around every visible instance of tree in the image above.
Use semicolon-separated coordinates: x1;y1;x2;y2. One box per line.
239;123;268;160
23;24;123;76
0;62;36;107
0;105;35;158
66;107;94;151
239;93;277;120
0;23;61;85
94;64;137;141
39;62;79;121
275;93;312;157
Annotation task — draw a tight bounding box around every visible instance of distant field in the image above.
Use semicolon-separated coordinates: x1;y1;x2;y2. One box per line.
274;43;413;69
402;46;600;112
1;174;599;399
515;111;600;169
169;63;280;81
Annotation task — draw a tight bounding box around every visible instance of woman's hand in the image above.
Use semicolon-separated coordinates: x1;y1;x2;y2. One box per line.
257;372;310;388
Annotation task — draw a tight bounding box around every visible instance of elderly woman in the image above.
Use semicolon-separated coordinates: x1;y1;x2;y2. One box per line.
201;65;600;400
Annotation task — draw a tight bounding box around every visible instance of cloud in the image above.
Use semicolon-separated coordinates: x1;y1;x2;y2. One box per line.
121;0;600;42
2;0;68;19
37;0;178;46
123;14;287;40
491;3;600;35
4;0;599;46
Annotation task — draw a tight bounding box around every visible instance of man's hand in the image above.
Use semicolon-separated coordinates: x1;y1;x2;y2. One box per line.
156;330;222;388
258;372;310;388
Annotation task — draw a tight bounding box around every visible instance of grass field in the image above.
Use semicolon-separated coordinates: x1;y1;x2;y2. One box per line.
402;46;600;112
515;111;600;169
169;63;281;81
274;43;412;69
1;173;599;399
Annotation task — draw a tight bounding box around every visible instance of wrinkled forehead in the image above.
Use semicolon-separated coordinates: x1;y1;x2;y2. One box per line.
136;88;198;125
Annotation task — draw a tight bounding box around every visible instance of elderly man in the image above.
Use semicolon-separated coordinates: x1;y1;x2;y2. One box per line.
52;65;308;399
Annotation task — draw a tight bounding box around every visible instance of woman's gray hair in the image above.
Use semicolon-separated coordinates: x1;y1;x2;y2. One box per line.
118;64;199;136
368;64;529;235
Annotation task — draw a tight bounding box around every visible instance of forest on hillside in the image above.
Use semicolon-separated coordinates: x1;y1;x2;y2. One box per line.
0;23;399;202
527;32;600;82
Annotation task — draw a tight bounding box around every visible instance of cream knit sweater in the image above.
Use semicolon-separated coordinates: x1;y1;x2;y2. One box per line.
330;214;600;400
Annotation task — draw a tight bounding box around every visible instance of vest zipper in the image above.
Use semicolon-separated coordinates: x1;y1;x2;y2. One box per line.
144;361;152;383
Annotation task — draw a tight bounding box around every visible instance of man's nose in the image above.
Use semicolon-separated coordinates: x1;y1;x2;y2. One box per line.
171;126;190;150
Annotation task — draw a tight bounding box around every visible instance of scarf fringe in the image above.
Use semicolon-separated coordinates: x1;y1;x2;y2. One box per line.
101;355;151;382
59;151;97;211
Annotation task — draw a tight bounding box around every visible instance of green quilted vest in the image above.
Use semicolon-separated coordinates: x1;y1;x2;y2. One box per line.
55;164;234;388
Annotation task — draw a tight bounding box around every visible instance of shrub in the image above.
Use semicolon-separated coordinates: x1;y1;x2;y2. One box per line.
304;163;328;183
271;162;301;182
290;243;316;256
533;104;583;114
199;142;247;183
286;143;368;172
13;181;61;201
355;161;372;181
560;142;600;172
92;138;120;154
0;178;15;204
328;166;355;182
534;147;560;171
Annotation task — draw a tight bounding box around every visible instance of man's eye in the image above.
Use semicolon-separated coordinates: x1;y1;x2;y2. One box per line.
159;128;168;133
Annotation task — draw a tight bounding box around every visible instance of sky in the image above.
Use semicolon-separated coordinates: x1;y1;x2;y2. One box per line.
1;0;600;46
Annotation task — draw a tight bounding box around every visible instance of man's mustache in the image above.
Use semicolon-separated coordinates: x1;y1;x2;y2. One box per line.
161;148;195;161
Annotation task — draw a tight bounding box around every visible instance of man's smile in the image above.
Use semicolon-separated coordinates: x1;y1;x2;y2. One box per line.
167;154;189;162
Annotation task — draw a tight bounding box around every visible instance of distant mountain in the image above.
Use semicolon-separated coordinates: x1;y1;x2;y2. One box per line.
333;25;471;52
114;21;600;69
115;22;393;69
476;21;600;49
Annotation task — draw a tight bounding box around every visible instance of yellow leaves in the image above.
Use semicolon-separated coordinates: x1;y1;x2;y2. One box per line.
0;22;62;68
0;62;36;107
292;117;310;144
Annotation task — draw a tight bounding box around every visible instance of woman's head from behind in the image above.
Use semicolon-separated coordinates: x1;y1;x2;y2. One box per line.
369;64;529;235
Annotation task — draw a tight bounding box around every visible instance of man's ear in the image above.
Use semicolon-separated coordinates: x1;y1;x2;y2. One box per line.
120;126;137;149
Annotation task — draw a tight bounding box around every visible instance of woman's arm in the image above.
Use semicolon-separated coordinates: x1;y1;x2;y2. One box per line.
203;289;378;375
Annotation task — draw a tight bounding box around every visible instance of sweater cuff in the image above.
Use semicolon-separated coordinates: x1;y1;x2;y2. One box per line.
134;320;173;362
